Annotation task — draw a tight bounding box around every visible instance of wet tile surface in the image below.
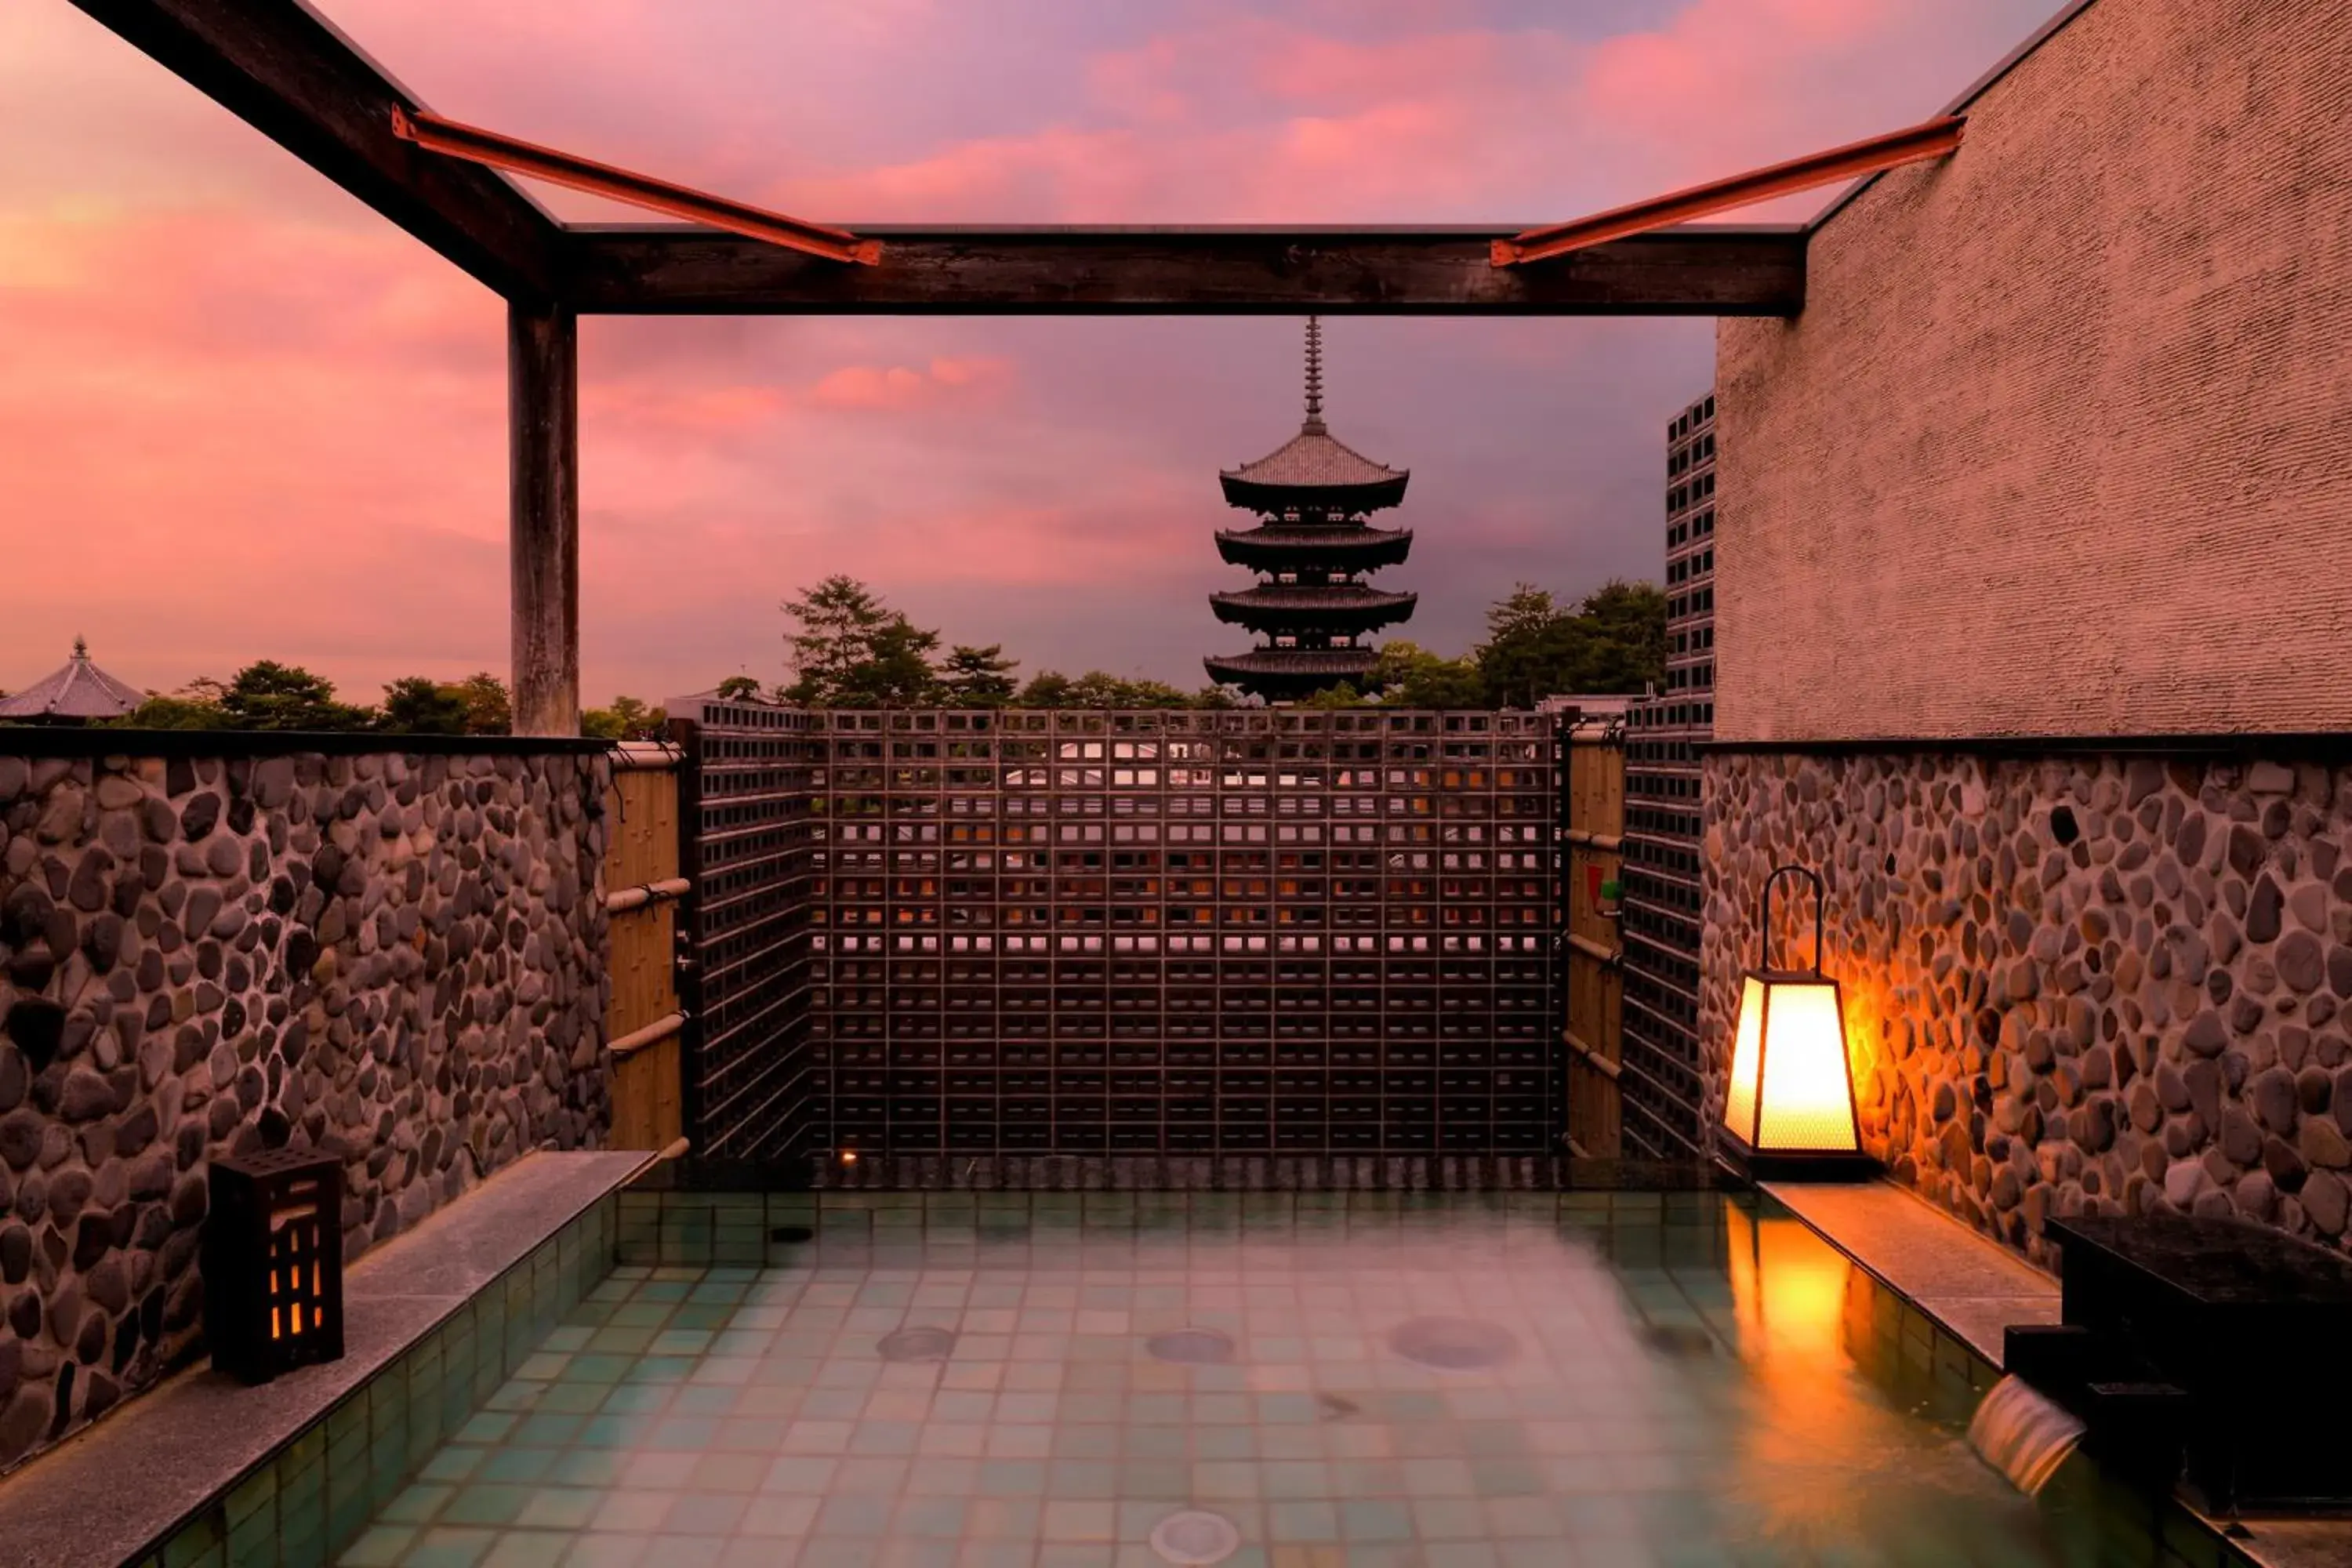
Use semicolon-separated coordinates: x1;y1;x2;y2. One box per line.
332;1191;2231;1568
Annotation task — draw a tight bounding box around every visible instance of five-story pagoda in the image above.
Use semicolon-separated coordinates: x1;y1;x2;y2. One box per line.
1205;318;1416;702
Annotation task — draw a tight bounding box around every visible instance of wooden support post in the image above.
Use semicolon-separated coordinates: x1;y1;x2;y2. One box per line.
509;302;579;737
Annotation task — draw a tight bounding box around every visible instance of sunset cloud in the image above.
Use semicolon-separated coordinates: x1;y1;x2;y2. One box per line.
809;357;1014;411
2;0;2060;705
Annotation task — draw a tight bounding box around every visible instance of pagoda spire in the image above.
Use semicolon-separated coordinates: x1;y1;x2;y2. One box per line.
1206;317;1417;702
1301;316;1326;434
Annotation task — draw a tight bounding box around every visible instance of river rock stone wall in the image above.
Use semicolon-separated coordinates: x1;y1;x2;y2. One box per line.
1703;751;2352;1268
0;746;612;1472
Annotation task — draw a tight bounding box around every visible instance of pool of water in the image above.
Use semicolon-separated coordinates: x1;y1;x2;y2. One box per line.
332;1190;2225;1568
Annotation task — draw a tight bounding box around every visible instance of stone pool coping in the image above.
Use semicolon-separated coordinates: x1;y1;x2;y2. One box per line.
1767;1178;2352;1568
0;1149;650;1568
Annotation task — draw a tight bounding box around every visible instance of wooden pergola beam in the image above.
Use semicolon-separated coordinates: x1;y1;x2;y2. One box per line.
68;0;564;302
1494;117;1965;266
562;224;1806;315
391;107;881;267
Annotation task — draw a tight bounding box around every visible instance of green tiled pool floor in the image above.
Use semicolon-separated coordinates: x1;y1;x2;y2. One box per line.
332;1192;2222;1568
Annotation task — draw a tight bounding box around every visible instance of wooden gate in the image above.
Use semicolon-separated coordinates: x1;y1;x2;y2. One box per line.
603;741;688;1152
1559;712;1626;1158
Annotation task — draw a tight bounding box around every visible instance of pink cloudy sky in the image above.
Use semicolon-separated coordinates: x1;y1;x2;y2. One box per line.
1;0;2055;709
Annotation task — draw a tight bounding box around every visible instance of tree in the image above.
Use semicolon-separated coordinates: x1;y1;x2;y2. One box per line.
1385;643;1486;708
844;618;944;707
1468;579;1666;707
940;644;1019;707
583;696;669;741
116;691;225;729
1570;579;1669;692
1016;670;1075;707
1018;671;1212;710
217;661;373;731
379;677;471;735
451;672;512;735
715;675;766;702
1302;682;1365;710
780;576;943;708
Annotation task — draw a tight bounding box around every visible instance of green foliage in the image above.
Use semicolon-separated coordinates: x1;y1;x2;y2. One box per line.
781;575;944;708
1367;641;1486;708
1301;682;1363;710
714;675;766;702
450;672;511;735
372;672;513;735
1294;581;1664;711
1016;670;1228;710
941;644;1020;707
1471;578;1666;709
116;692;226;730
1016;670;1073;706
582;696;668;742
757;572;1657;716
216;662;373;731
379;677;470;735
116;666;519;735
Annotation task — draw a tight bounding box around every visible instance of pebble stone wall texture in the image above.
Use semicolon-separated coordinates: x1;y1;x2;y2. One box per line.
1702;751;2352;1268
0;745;613;1472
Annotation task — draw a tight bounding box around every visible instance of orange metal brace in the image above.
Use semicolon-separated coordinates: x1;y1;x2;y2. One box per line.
1492;115;1965;267
390;106;881;265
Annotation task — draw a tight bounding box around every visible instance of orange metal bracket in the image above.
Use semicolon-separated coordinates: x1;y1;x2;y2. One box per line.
390;106;881;265
1492;115;1965;267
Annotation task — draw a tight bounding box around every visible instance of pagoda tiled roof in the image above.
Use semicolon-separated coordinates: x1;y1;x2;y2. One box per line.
1203;648;1380;678
1210;585;1416;621
1219;426;1409;509
0;641;143;722
1214;523;1413;568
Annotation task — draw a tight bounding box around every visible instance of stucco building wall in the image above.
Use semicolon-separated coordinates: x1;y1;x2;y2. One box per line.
1713;0;2352;745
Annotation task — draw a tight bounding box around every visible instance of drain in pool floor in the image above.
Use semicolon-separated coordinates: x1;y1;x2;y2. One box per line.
876;1326;956;1362
1389;1316;1519;1370
1149;1509;1242;1565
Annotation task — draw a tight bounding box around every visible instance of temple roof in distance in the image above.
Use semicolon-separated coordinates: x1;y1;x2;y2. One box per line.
1203;647;1381;695
1210;586;1417;633
1215;522;1414;569
0;638;143;722
1218;430;1409;508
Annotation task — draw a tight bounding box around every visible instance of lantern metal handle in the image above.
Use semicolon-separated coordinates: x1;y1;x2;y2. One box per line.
1759;863;1824;975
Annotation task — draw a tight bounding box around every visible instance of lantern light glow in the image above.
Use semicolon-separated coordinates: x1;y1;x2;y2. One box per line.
1720;865;1872;1178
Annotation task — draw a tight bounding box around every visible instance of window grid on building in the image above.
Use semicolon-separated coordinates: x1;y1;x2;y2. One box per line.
1621;389;1715;1159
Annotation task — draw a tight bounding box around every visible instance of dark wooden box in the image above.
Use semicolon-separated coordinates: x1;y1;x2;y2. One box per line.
2013;1214;2352;1515
203;1150;346;1384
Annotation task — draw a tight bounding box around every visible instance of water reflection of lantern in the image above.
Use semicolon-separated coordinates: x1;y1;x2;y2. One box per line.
1720;1204;2006;1557
1720;865;1874;1180
1726;1201;1853;1359
204;1151;345;1384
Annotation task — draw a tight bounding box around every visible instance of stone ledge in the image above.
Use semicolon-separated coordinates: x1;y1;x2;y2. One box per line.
0;1149;647;1568
0;731;615;760
1701;733;2352;759
1763;1177;2060;1366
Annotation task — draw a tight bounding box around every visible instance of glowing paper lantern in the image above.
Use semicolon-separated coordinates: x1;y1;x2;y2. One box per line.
1721;866;1872;1178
